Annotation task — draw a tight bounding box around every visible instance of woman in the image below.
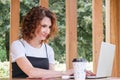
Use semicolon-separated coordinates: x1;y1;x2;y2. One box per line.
11;6;94;78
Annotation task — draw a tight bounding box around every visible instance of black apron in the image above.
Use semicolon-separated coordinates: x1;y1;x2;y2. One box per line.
12;40;49;78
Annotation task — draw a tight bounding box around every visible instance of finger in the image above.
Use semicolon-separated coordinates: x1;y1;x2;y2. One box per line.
86;71;96;76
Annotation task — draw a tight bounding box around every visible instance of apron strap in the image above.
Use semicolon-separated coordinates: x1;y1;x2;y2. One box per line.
19;40;27;56
19;40;25;47
44;43;48;58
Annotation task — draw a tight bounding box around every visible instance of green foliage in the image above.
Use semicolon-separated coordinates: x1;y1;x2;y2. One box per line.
49;0;66;63
20;0;39;22
0;0;10;61
77;0;92;61
0;50;7;62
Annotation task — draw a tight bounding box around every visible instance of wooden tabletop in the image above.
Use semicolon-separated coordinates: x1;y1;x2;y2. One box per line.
1;77;120;80
12;77;120;80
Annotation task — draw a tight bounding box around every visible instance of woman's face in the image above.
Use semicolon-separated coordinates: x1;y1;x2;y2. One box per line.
35;17;51;41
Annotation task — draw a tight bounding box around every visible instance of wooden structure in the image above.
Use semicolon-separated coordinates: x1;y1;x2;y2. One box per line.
105;0;120;76
10;0;120;78
92;0;103;74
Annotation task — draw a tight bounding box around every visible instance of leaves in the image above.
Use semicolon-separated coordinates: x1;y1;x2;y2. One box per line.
77;0;92;61
0;0;10;61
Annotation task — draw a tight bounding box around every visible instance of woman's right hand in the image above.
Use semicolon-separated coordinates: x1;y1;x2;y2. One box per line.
64;69;74;76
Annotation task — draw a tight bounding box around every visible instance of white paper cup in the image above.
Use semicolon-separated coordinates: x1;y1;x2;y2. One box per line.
73;58;87;80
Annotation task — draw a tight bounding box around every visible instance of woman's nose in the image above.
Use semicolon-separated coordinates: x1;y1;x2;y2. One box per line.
45;27;50;34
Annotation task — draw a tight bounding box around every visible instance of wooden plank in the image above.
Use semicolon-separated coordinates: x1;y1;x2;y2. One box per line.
106;0;120;77
119;0;120;77
92;0;103;73
10;0;20;79
39;0;49;8
10;0;20;44
65;0;77;69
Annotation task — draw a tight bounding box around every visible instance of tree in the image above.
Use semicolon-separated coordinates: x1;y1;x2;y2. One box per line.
49;0;66;63
0;0;10;61
77;0;92;61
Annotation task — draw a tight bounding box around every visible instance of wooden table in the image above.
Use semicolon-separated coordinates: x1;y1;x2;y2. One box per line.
1;77;120;80
12;77;120;80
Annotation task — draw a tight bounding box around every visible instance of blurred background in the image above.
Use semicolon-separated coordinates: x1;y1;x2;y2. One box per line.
0;0;105;78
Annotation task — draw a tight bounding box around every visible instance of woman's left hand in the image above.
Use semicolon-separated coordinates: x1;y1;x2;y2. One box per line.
86;70;96;76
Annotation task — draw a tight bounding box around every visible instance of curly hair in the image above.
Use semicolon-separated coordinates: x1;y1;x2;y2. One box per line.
21;6;58;42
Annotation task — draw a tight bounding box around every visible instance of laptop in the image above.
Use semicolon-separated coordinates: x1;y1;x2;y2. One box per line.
86;42;116;79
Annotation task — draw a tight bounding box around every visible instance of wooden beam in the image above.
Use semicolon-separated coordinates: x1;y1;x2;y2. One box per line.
39;0;49;8
119;0;120;77
10;0;20;79
65;0;77;69
106;0;120;77
10;0;20;44
92;0;103;73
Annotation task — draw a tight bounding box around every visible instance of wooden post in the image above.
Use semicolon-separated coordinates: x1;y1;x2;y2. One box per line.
39;0;49;8
106;0;120;77
92;0;103;73
10;0;20;44
10;0;20;79
66;0;77;69
119;0;120;77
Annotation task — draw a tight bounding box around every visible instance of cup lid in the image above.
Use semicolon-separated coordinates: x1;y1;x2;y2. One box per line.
72;58;87;62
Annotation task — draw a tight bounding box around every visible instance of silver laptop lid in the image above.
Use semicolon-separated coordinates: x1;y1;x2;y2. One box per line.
96;42;116;77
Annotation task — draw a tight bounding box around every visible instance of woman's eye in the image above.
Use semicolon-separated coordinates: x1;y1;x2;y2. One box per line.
42;25;46;28
49;26;52;29
41;25;51;29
